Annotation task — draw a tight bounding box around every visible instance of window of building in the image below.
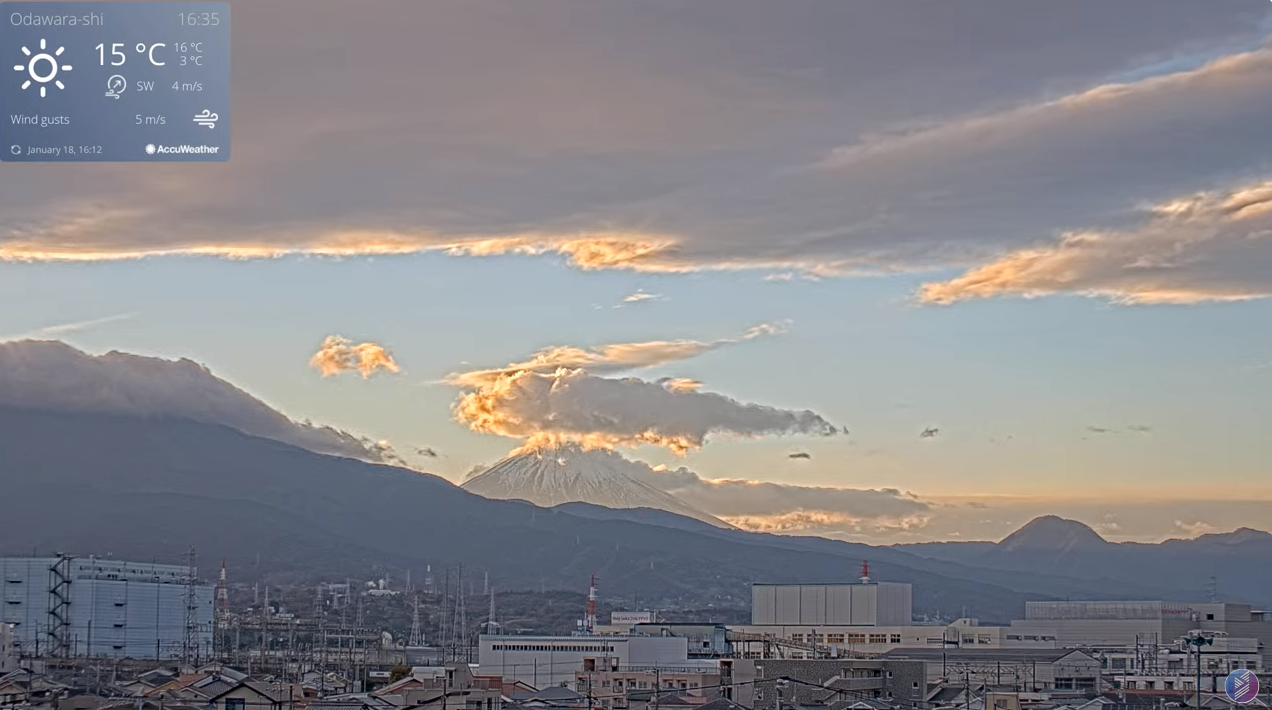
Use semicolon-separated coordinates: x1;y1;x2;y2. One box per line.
889;634;901;644
1206;614;1214;621
1006;635;1021;641
868;634;887;644
977;635;991;645
1111;658;1126;670
791;634;804;643
827;634;845;644
1247;661;1258;670
226;699;246;710
848;634;866;644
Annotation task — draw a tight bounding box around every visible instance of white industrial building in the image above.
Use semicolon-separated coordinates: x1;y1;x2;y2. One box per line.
729;617;1058;657
733;581;1065;657
478;634;694;687
1010;601;1272;666
751;582;913;627
0;556;214;659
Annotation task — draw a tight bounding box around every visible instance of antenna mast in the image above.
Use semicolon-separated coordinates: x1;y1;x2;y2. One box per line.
182;546;200;665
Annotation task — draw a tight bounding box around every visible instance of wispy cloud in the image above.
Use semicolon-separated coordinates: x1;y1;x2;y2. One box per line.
2;312;137;341
619;290;665;305
445;321;786;388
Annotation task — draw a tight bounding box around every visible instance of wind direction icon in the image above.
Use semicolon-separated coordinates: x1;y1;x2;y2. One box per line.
193;110;218;128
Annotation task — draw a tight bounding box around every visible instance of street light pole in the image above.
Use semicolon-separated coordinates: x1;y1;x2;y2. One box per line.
1182;632;1213;710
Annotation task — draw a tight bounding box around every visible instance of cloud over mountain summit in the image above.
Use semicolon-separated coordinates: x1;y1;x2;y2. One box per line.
0;340;397;463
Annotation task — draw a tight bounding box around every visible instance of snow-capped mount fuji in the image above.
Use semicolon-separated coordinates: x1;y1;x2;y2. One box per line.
462;445;733;529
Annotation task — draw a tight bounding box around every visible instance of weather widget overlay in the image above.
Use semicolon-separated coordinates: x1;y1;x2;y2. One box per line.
2;2;229;162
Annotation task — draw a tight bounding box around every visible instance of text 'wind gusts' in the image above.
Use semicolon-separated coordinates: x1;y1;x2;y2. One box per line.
309;336;401;379
446;325;841;454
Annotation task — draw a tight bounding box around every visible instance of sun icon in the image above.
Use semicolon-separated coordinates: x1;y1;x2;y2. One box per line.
13;39;72;98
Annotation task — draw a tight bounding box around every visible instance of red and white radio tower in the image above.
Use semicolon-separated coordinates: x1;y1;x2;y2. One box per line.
585;574;598;634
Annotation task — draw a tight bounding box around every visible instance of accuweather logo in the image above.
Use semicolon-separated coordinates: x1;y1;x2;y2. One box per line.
145;143;219;155
1225;669;1260;704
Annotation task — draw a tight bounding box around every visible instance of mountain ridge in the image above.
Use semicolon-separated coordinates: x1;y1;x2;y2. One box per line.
0;405;1051;620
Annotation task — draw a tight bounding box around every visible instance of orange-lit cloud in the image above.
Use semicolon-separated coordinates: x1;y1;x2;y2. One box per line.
721;510;931;535
920;179;1272;305
453;366;839;455
2;24;1261;302
446;323;837;454
1;2;1267;305
309;336;402;379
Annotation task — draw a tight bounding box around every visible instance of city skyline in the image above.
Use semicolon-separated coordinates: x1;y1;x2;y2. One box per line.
2;0;1270;544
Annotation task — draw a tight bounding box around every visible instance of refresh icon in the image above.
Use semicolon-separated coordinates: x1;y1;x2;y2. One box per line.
105;75;126;99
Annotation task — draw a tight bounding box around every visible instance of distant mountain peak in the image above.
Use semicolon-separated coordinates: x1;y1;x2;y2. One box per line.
462;445;732;529
998;516;1108;552
1191;527;1272;545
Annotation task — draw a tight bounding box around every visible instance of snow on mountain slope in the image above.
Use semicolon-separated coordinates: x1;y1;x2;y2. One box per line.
462;445;733;529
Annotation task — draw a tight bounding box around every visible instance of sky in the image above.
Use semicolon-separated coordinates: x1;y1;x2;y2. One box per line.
2;0;1271;544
